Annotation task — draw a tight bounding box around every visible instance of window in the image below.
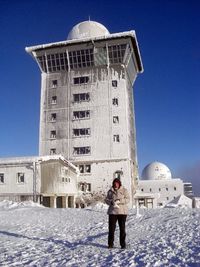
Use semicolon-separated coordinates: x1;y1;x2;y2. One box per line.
51;96;57;104
74;76;89;85
112;80;118;87
79;165;84;173
0;173;4;184
17;173;25;184
69;49;94;69
141;188;144;192
86;183;91;192
85;165;91;173
36;55;47;72
166;187;168;191
37;49;94;73
114;170;123;179
73;146;91;155
73;128;90;137
112;98;118;106
174;187;177;191
51;113;56;122
113;116;119;124
43;52;68;72
108;44;127;64
73;93;90;102
52;80;58;88
78;164;91;174
50;131;56;139
113;135;120;142
150;188;152;192
50;148;56;155
73;110;90;120
62;177;70;183
79;182;91;192
166;197;169;200
159;188;161;191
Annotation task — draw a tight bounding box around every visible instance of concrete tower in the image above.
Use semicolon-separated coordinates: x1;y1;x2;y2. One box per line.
26;21;143;204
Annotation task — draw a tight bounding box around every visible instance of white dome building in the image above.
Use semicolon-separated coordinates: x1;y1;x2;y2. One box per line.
141;161;172;180
135;162;184;208
67;21;110;40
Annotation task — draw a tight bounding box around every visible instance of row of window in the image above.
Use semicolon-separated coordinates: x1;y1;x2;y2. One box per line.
49;111;119;123
50;112;119;123
140;187;177;192
0;173;72;184
37;44;129;73
49;77;120;154
49;147;91;156
49;133;120;155
0;173;25;184
49;129;120;140
61;177;71;183
50;94;119;106
50;78;118;87
79;182;91;192
77;164;91;174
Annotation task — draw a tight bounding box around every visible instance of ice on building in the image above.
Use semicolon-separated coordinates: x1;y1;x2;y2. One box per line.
25;20;144;205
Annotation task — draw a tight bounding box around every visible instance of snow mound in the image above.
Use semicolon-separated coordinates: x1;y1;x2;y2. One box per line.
86;202;108;210
0;200;45;210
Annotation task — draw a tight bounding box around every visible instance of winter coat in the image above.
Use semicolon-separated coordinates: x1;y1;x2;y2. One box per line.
105;186;130;215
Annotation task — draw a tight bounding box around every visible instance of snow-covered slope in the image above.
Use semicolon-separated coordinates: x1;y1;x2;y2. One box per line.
0;201;199;266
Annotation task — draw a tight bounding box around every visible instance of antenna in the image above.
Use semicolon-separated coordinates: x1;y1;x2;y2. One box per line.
88;15;90;21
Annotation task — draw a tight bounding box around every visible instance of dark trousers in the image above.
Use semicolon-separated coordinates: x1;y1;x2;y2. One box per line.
108;214;127;247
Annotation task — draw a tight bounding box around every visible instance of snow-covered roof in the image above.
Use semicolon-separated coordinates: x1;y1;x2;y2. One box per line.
26;31;137;52
25;20;143;73
39;155;78;173
0;155;79;173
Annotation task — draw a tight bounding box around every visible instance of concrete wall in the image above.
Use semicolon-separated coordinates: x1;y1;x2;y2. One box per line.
74;159;135;206
138;179;184;206
0;164;34;194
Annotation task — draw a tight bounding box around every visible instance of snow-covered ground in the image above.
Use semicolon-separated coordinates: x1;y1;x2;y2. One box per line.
0;201;199;267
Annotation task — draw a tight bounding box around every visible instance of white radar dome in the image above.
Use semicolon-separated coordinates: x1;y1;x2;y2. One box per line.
67;20;110;40
141;161;172;181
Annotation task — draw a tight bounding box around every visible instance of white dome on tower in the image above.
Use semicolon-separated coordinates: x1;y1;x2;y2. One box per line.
141;161;172;181
67;20;110;40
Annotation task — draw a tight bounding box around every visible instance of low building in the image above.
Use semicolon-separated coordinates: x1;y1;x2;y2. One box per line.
0;155;79;208
135;162;185;208
192;197;200;208
183;182;194;199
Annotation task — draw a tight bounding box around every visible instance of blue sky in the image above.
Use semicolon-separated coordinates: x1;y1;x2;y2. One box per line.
1;0;200;194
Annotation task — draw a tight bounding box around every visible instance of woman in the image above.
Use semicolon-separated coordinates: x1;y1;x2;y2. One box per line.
105;178;130;249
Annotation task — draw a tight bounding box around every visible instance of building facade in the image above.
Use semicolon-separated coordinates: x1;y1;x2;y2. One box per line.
26;21;143;204
0;155;79;208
